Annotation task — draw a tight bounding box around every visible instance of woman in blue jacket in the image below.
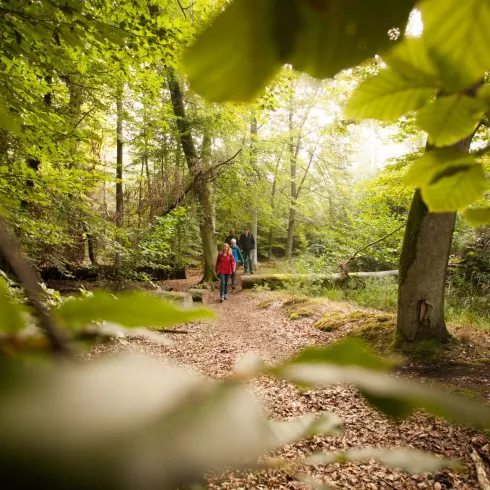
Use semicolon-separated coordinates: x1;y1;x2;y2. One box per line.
230;238;243;289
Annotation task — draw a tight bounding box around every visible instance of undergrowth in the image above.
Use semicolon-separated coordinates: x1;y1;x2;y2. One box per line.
322;277;490;330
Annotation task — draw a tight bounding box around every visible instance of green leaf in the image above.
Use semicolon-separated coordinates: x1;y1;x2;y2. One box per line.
268;412;341;447
416;95;484;147
384;37;439;81
344;69;436;122
289;0;415;79
182;0;282;102
305;448;461;473
183;0;415;102
57;292;214;328
0;355;339;489
464;207;490;226
0;279;25;333
287;338;393;371
421;0;490;90
0;100;23;137
421;162;488;212
404;148;476;187
275;362;490;426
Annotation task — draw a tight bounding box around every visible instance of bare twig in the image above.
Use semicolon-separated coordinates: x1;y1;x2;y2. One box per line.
470;447;490;490
346;223;406;264
161;149;242;216
0;218;72;356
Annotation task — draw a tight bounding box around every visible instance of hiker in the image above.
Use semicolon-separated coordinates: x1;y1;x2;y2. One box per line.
230;238;244;289
239;227;255;274
224;228;237;246
215;242;236;302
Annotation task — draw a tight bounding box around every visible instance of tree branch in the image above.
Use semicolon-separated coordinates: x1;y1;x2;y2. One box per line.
161;149;242;216
0;218;72;356
346;223;406;264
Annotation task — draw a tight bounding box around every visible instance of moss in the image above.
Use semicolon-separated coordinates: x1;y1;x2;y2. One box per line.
289;307;315;320
313;310;388;332
258;299;275;309
282;296;309;307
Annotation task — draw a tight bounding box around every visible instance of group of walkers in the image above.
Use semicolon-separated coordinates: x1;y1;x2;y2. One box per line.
215;227;255;303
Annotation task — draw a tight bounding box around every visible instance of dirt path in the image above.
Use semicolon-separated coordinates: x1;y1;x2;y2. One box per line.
92;277;486;489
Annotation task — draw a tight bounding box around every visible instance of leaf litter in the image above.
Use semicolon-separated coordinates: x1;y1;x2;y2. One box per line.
88;276;490;489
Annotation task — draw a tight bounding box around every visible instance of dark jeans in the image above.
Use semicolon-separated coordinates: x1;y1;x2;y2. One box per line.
231;271;237;286
219;273;230;298
243;249;254;273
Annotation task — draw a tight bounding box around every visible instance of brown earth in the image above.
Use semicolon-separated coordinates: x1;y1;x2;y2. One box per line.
88;271;490;490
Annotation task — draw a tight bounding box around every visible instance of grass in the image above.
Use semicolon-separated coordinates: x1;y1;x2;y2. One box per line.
323;277;490;330
324;277;398;312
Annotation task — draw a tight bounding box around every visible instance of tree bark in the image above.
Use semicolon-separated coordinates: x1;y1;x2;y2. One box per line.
396;134;475;343
286;103;298;259
250;116;259;269
268;152;282;258
166;67;218;282
115;87;124;267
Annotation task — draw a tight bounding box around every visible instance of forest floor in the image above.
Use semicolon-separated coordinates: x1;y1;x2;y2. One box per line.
85;270;490;490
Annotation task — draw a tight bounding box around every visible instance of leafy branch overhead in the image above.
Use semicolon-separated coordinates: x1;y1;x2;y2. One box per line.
182;0;415;102
183;0;490;221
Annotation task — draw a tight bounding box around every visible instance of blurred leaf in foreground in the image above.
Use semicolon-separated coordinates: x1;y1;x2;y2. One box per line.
0;354;336;489
305;447;461;473
56;291;214;328
273;339;490;426
183;0;415;102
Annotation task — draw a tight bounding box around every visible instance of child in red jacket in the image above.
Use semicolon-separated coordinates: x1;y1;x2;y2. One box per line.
216;243;236;303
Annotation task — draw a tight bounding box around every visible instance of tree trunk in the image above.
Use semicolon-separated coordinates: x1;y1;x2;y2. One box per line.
286;207;297;260
286;102;298;260
396;134;475;343
250;116;259;269
268;153;282;258
87;232;97;265
198;134;218;283
166;67;218;282
115;88;124;267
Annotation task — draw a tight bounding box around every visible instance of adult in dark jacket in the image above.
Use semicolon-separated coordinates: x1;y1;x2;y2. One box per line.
224;229;237;246
239;227;255;274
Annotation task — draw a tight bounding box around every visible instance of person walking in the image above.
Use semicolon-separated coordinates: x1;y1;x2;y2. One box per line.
224;228;237;246
215;243;236;302
230;238;243;289
239;227;255;274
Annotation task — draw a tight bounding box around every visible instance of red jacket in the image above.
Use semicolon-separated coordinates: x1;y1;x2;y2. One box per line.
215;252;236;275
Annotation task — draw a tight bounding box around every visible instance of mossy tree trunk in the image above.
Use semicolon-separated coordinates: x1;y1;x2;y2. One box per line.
166;67;218;283
397;135;475;343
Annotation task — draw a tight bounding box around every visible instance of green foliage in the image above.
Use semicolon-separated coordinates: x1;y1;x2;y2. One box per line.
183;0;415;101
182;0;280;102
0;279;25;333
130;208;187;269
463;207;490;226
324;277;399;311
404;149;488;212
416;95;484;147
288;338;393;371
344;69;436;122
57;291;214;328
421;0;490;91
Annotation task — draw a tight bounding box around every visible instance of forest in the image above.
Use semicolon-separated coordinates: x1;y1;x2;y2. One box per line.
2;0;490;489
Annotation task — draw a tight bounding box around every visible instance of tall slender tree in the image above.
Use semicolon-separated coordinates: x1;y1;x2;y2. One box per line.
166;67;218;282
